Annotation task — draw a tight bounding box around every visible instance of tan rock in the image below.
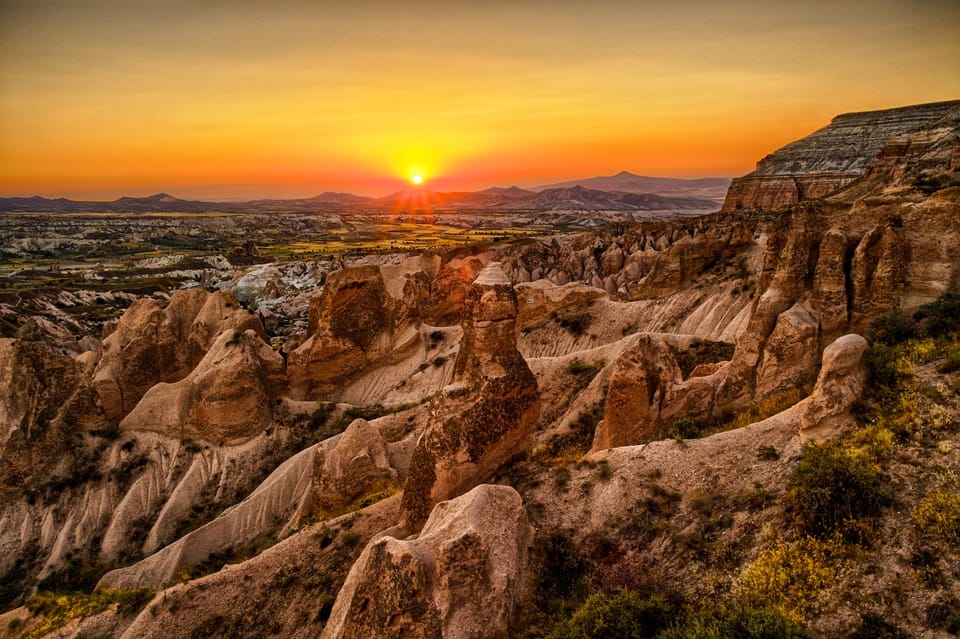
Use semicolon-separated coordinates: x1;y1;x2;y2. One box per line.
400;263;539;530
592;334;683;449
0;339;82;488
120;329;286;444
799;333;869;441
313;418;399;515
755;302;820;399
92;290;265;421
289;266;394;400
323;484;533;639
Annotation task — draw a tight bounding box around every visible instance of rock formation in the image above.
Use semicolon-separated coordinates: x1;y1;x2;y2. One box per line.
0;338;82;490
313;418;399;516
287;266;396;400
93;290;265;421
592;335;683;448
323;484;533;639
120;329;286;443
798;333;869;441
400;263;540;530
723;100;960;211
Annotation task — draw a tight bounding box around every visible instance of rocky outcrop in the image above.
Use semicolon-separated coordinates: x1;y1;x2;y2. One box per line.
798;333;869;441
400;263;540;530
92;290;265;421
120;329;286;444
313;418;399;516
323;484;533;639
723;100;960;211
0;338;83;490
288;266;397;400
754;302;820;399
592;335;683;448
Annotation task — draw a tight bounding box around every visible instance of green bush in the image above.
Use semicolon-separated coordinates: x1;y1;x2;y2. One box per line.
669;418;702;440
661;605;813;639
546;592;672;639
786;441;891;542
867;312;915;347
939;346;960;374
913;291;960;338
536;530;587;604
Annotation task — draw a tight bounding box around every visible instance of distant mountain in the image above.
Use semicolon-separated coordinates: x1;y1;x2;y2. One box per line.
0;184;718;214
533;171;731;203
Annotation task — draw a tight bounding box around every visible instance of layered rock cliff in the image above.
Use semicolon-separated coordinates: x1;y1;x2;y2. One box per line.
723;100;960;211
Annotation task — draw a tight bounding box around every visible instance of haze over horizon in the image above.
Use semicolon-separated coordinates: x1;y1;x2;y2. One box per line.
1;0;958;201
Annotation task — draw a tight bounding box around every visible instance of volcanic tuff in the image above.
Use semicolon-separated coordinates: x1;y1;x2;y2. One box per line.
0;101;959;639
723;99;960;211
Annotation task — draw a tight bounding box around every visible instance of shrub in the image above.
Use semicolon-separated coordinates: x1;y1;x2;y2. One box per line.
912;489;960;549
785;441;891;542
867;312;915;347
661;605;813;639
25;588;154;639
340;531;361;547
739;537;840;625
848;613;910;639
669;417;702;440
756;445;780;461
536;531;587;605
568;360;600;376
913;290;960;339
939;345;960;374
545;592;672;639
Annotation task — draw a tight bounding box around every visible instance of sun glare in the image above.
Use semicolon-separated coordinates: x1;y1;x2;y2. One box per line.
411;175;423;186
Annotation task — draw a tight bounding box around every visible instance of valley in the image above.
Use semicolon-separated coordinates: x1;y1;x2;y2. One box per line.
0;100;958;639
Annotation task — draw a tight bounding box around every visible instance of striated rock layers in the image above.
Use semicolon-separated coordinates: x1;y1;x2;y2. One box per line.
723;100;960;211
120;329;286;443
400;263;540;530
93;289;265;421
323;484;533;639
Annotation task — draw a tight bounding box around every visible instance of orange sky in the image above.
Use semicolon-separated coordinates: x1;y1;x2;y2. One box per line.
1;0;958;200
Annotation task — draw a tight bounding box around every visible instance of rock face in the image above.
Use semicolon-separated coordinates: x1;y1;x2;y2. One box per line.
287;266;396;400
93;290;265;421
592;335;683;448
120;329;286;443
400;263;540;530
313;418;399;515
723;100;960;211
0;338;82;489
799;333;869;441
323;484;533;639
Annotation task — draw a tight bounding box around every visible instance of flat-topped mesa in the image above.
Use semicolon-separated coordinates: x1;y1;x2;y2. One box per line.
400;263;540;531
722;100;960;212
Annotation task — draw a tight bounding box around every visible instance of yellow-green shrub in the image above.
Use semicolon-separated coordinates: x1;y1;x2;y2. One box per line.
739;537;841;625
913;489;960;549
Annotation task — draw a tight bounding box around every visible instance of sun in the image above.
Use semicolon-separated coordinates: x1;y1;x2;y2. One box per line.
411;174;423;186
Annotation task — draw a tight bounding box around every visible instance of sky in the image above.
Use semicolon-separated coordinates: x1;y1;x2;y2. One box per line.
1;0;958;200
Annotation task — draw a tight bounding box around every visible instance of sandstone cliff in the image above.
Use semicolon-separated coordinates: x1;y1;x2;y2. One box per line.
723;100;960;211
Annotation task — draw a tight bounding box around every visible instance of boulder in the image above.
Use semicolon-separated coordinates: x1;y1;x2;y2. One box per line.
799;334;869;441
323;484;533;639
120;329;286;443
400;263;540;530
235;264;284;304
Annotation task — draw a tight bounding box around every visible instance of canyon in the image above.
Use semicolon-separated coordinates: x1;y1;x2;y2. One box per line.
0;100;958;638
